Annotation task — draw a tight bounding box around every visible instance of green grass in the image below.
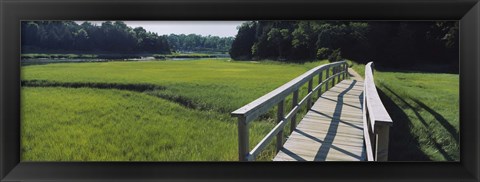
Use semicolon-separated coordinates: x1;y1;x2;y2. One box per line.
22;87;236;161
346;60;365;78
351;62;459;161
23;59;328;113
22;59;334;161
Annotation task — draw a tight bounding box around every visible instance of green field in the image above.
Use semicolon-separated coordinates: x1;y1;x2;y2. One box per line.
350;62;459;161
21;59;332;161
22;59;459;161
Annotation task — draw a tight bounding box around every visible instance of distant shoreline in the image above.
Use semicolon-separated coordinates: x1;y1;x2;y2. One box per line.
21;52;230;60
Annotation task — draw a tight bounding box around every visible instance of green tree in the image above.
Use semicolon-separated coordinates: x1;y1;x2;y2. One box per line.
230;21;257;60
267;28;291;59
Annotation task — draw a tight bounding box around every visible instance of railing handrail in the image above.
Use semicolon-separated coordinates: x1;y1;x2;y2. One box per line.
364;62;393;127
232;61;349;161
232;61;346;122
363;62;393;161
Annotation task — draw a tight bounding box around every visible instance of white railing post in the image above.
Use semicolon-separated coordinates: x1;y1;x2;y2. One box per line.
307;79;313;108
344;63;349;79
318;70;323;97
325;67;330;91
337;65;341;82
291;90;299;133
276;100;285;153
374;123;390;161
332;66;337;85
237;116;249;161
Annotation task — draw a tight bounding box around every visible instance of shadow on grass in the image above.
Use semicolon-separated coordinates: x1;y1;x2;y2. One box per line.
379;85;455;161
411;99;459;144
376;86;429;161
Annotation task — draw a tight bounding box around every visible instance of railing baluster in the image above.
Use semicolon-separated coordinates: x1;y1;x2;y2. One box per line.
333;66;337;87
318;70;323;97
325;67;330;91
344;63;348;79
334;66;338;83
339;65;342;80
237;116;249;161
332;67;336;87
291;90;299;134
307;79;313;108
337;65;341;82
276;100;285;153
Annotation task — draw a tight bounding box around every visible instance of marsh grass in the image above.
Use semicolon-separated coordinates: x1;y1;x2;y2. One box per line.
22;59;339;161
22;87;241;161
23;58;457;161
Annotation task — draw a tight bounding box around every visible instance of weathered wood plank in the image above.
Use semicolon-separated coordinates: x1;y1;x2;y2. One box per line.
303;112;363;119
297;118;364;127
289;129;364;141
297;124;363;132
282;143;364;155
274;145;364;161
302;112;364;119
286;134;364;146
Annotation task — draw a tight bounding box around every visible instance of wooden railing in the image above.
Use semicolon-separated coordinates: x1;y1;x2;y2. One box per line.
231;61;349;161
363;62;393;161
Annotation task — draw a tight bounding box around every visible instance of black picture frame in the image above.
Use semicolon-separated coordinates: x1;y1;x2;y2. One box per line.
1;0;479;181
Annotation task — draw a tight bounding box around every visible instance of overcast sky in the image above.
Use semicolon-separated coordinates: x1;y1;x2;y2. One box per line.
75;21;245;37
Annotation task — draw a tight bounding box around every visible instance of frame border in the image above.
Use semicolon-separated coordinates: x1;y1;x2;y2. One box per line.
1;0;479;181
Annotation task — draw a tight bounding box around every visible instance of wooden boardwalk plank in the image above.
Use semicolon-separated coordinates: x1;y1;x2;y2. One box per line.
273;75;365;161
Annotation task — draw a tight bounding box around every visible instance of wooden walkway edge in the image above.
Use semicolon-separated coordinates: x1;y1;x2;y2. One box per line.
273;69;365;161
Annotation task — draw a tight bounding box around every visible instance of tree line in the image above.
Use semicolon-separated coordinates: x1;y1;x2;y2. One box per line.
21;21;234;54
230;21;458;70
167;34;233;53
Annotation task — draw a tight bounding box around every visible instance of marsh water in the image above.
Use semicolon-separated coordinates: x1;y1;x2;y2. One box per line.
21;54;230;66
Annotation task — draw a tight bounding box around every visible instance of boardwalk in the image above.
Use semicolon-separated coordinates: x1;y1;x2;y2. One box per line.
274;69;365;161
233;62;391;161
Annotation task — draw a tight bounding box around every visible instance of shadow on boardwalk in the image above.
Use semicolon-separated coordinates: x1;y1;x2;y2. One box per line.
275;79;365;161
312;80;358;160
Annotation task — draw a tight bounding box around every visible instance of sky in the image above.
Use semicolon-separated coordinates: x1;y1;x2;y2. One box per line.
75;21;245;37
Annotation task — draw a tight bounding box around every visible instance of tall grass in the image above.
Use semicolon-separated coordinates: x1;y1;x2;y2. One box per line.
22;87;243;161
22;59;329;113
22;59;336;161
